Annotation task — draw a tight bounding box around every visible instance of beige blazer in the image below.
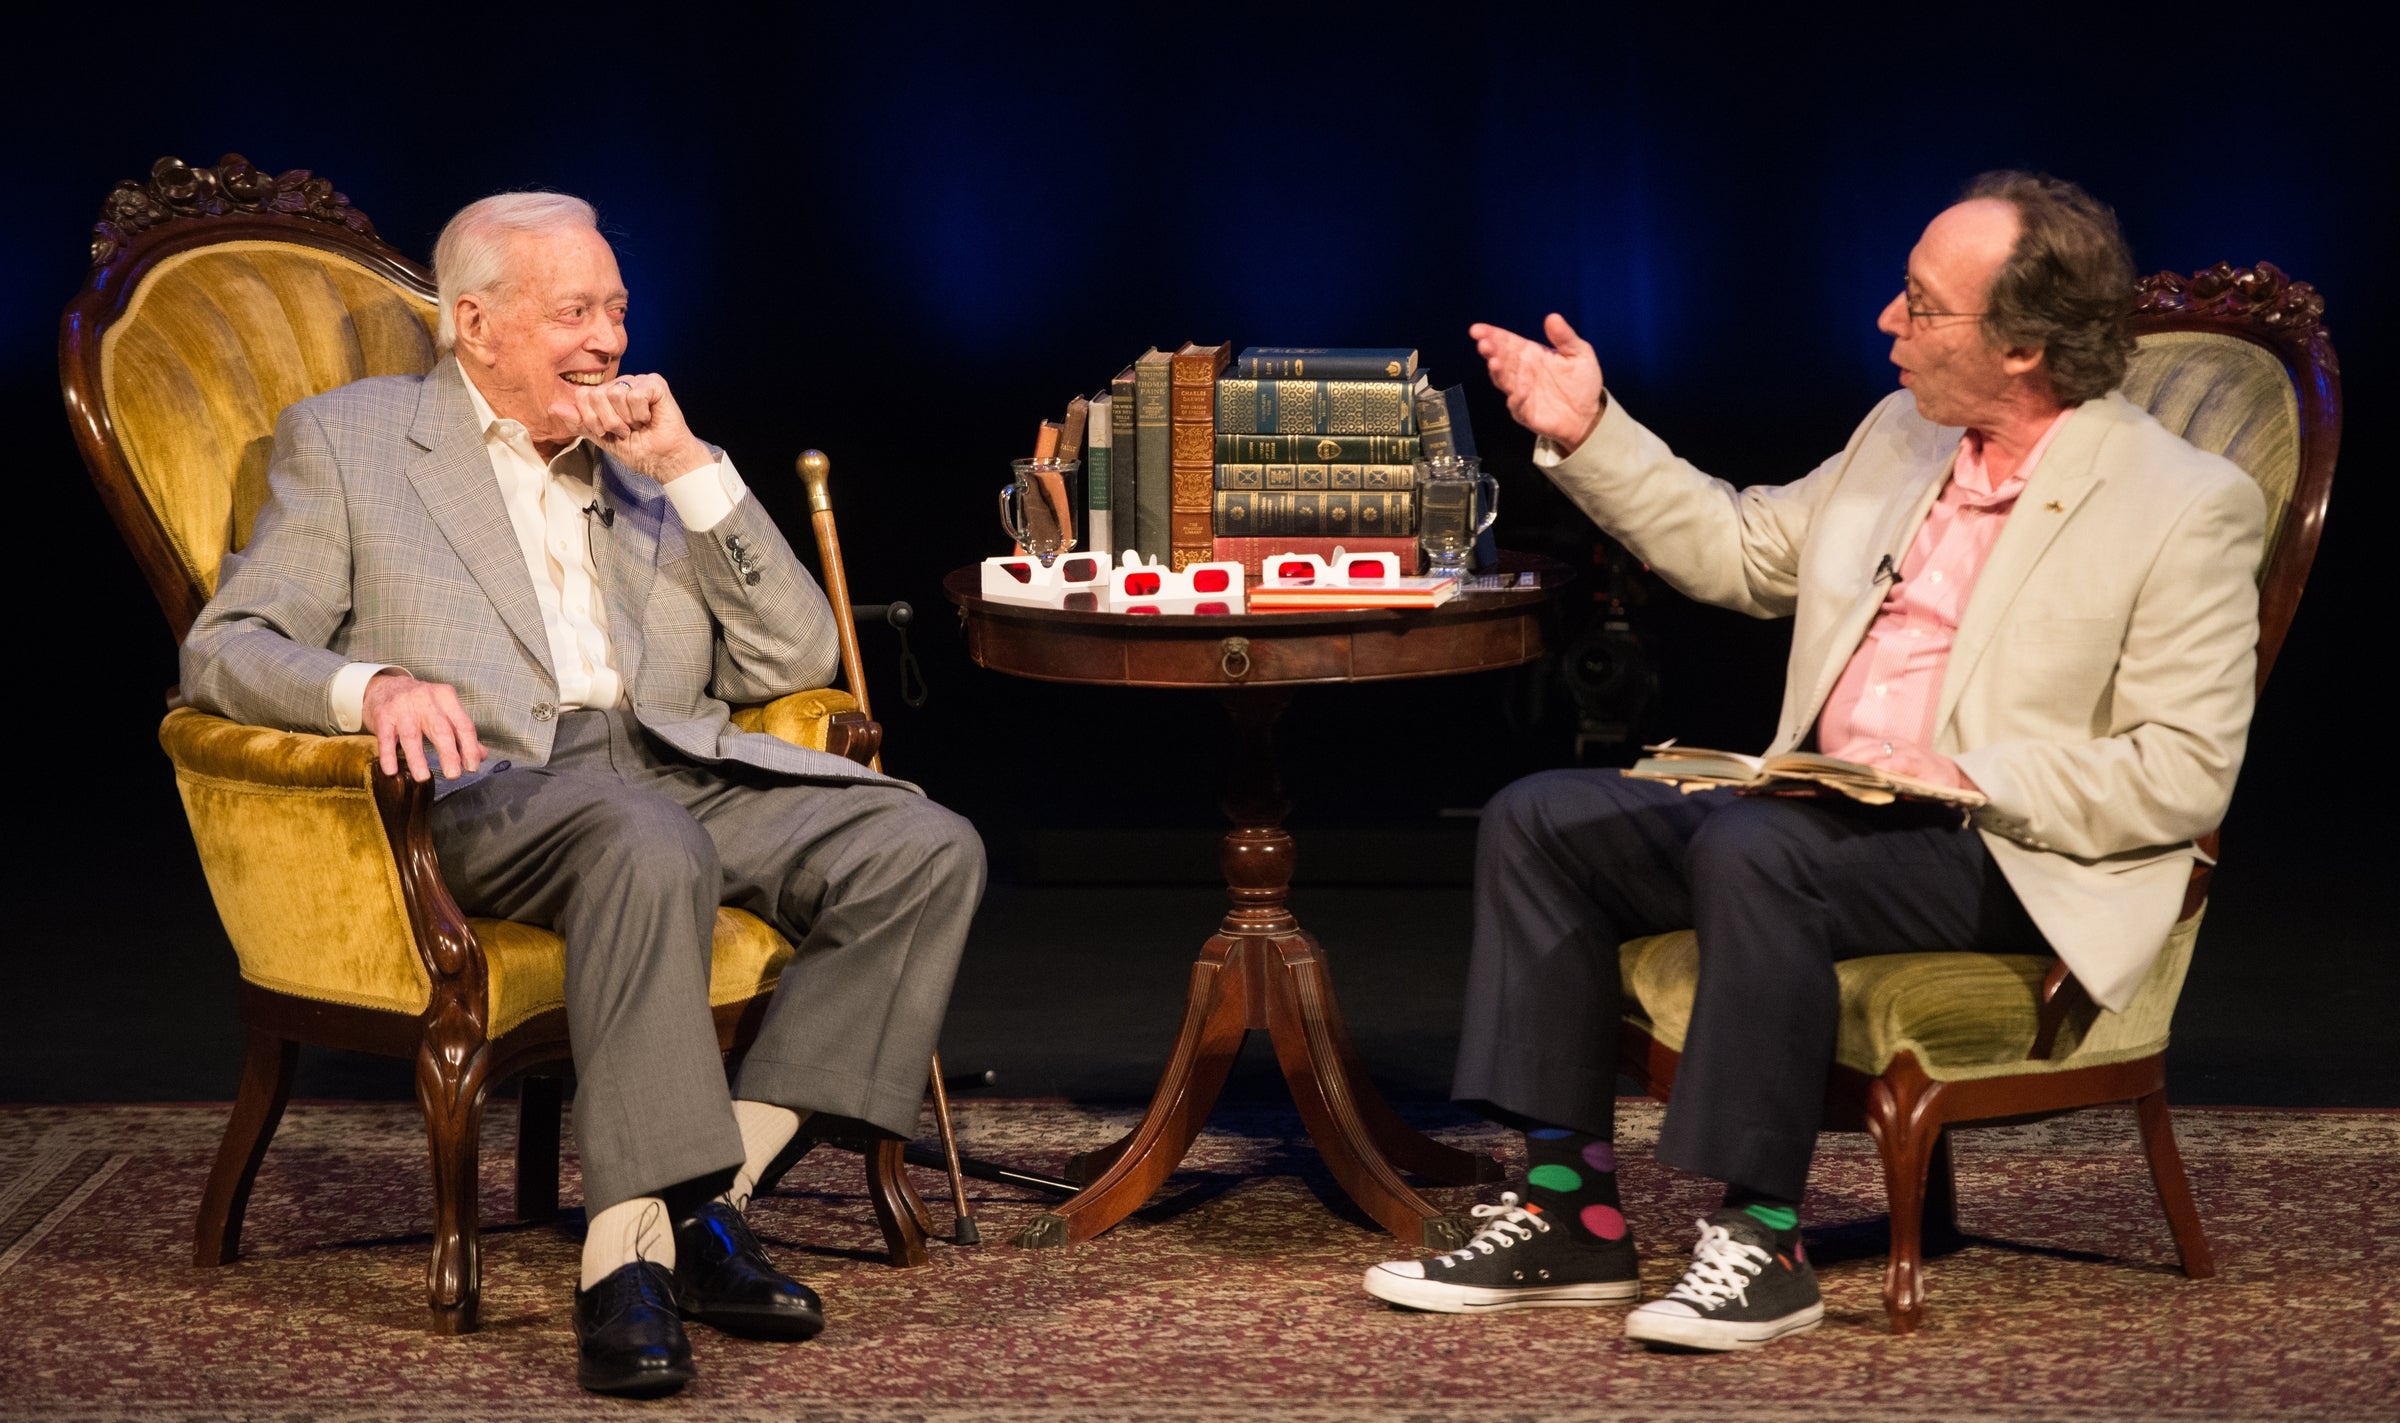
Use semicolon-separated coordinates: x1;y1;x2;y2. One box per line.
1543;389;2266;1011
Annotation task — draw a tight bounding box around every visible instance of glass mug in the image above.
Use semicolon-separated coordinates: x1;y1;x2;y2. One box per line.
998;458;1080;566
1416;455;1497;577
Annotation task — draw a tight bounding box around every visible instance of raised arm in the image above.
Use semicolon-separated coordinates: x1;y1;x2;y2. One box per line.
565;372;840;702
1472;314;1844;619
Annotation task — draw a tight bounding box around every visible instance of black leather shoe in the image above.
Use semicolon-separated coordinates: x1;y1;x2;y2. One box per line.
672;1199;827;1340
573;1260;696;1398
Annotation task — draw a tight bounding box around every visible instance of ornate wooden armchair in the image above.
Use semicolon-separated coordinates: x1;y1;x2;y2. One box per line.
59;154;935;1335
1616;262;2341;1333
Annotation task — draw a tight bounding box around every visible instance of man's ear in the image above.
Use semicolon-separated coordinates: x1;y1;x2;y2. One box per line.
1999;343;2046;378
453;293;497;365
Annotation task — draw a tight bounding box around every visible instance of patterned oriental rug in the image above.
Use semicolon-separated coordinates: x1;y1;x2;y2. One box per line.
1;1099;2392;1423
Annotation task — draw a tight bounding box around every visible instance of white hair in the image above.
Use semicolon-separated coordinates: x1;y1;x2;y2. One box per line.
431;191;599;353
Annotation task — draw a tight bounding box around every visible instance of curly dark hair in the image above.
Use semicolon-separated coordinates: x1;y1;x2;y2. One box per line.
1961;171;2138;405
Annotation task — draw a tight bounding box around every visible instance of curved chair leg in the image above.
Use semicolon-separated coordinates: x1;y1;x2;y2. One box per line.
2135;1088;2216;1279
862;1136;930;1268
194;1029;298;1266
1864;1060;1946;1334
418;1045;492;1335
515;1075;563;1225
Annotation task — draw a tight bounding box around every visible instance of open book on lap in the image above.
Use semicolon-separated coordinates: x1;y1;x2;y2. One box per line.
1623;744;1988;810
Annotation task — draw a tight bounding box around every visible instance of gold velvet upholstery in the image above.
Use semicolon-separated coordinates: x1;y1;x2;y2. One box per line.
162;692;855;1027
478;908;797;1039
728;687;864;750
98;242;442;600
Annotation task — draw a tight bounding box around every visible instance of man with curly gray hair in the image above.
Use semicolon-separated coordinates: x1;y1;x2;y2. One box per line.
1363;174;2264;1353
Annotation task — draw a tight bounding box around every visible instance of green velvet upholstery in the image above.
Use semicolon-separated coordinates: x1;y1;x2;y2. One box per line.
2120;330;2302;569
1621;908;2204;1082
163;692;851;1028
98;242;443;601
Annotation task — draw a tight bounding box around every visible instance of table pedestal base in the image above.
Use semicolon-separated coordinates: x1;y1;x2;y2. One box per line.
1014;691;1505;1251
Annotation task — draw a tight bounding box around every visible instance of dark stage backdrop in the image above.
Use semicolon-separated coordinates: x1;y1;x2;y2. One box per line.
4;8;2390;1100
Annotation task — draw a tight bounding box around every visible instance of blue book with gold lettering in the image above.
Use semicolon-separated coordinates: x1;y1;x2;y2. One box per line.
1235;347;1420;381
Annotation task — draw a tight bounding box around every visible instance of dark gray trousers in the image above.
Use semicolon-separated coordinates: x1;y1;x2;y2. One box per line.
430;709;985;1214
1452;769;2047;1202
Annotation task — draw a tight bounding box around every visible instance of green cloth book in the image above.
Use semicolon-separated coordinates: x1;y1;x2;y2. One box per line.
1135;348;1173;566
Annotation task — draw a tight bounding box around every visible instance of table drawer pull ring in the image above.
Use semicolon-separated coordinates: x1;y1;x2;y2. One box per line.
1220;637;1252;680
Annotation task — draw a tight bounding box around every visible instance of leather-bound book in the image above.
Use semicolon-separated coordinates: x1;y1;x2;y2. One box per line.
1134;348;1173;566
1213;378;1417;435
1216;463;1418;491
1110;362;1140;560
1215;433;1420;465
1170;340;1234;570
1212;490;1415;538
1234;347;1419;381
1211;535;1420;577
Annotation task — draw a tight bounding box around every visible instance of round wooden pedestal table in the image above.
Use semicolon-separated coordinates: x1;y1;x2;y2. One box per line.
944;554;1567;1251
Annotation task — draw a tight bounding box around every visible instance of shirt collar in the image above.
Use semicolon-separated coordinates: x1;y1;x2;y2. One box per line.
455;359;595;478
1955;404;2075;501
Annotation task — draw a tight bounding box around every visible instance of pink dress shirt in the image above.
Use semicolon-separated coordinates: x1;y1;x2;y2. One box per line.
1816;407;2075;786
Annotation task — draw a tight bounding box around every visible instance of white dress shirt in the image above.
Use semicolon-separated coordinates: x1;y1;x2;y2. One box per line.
329;361;751;731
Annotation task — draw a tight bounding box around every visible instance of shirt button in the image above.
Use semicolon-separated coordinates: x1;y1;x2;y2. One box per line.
1929;570;1945;583
531;702;556;722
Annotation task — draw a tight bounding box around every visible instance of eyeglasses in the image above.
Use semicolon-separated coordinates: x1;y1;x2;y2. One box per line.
1901;279;1984;325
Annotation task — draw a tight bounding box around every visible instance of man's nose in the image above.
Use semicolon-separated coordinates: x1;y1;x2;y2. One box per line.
1875;292;1910;339
590;318;627;357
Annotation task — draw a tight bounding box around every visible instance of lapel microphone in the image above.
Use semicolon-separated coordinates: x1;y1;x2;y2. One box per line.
1873;554;1897;585
584;500;615;529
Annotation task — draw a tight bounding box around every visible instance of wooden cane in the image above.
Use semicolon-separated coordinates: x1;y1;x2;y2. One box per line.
794;451;979;1245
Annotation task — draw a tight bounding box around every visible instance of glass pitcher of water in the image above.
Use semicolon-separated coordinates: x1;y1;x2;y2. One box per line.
1416;456;1497;578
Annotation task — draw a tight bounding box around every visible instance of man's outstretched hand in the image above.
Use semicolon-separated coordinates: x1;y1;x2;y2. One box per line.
555;372;714;485
362;670;486;783
1469;313;1607;454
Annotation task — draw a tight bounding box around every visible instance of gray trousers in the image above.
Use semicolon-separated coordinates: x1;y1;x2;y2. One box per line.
1454;769;2047;1202
430;709;985;1214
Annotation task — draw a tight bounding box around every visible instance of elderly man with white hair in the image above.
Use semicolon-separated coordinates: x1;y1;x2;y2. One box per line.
182;192;985;1397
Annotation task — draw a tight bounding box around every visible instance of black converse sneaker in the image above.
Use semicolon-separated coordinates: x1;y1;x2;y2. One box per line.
1363;1192;1640;1312
1624;1208;1824;1351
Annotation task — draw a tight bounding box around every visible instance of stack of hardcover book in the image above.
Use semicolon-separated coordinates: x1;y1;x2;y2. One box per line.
1064;343;1484;575
1209;347;1424;575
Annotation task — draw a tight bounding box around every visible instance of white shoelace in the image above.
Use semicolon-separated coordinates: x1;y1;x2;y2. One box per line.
1435;1192;1551;1264
1662;1216;1771;1309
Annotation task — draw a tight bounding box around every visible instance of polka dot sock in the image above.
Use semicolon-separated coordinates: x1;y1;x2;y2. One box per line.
1722;1188;1805;1261
1521;1126;1629;1247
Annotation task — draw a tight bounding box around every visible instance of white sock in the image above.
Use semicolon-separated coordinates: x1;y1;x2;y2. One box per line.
725;1101;804;1213
580;1196;675;1290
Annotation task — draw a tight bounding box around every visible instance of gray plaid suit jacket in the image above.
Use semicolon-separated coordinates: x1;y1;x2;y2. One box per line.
182;360;896;796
